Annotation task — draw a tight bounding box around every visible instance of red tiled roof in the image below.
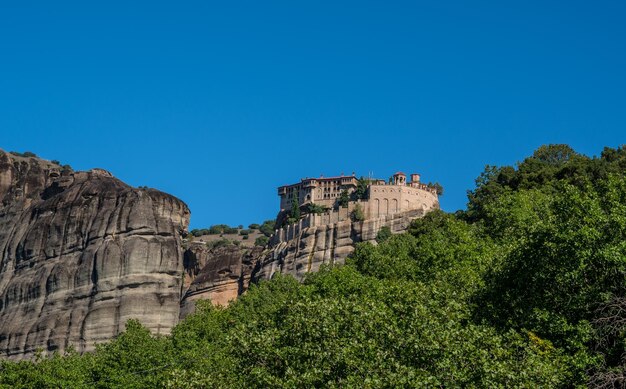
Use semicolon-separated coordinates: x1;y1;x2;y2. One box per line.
394;172;406;176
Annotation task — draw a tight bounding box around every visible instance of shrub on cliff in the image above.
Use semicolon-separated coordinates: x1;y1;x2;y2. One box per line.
303;202;328;215
338;190;350;208
9;151;37;158
254;236;269;247
259;220;275;237
350;203;364;221
375;226;392;243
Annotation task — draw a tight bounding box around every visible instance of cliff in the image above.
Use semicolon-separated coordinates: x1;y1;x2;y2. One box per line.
178;208;436;312
0;151;189;359
253;208;430;282
180;243;263;317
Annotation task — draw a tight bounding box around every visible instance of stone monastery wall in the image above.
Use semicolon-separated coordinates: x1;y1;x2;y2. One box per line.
367;183;438;219
277;171;439;229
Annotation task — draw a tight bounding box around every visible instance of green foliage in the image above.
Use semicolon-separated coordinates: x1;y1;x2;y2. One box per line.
190;225;239;237
9;151;37;158
254;235;269;247
375;226;392;243
248;223;260;230
339;189;350;208
206;238;233;249
351;203;364;221
259;220;275;237
289;193;301;221
355;177;370;200
302;202;328;215
427;181;444;195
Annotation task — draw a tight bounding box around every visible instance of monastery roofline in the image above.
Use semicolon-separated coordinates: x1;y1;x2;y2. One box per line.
278;174;357;188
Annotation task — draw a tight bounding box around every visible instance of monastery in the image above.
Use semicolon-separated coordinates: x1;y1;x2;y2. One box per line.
277;171;439;227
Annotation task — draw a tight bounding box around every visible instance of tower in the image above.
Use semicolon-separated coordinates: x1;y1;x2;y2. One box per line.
392;172;406;185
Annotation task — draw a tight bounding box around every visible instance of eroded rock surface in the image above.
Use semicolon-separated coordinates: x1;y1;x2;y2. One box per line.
179;210;434;313
253;209;428;282
0;151;189;359
180;243;262;318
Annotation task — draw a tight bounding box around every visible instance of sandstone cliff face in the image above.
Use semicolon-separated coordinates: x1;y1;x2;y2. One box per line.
253;209;428;282
180;243;262;318
0;151;189;359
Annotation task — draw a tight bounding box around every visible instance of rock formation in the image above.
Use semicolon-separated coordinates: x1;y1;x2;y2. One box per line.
253;208;428;282
0;149;439;359
0;151;189;359
178;209;436;315
179;243;263;318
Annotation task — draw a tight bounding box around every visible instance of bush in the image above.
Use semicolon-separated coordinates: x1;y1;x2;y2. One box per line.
255;236;269;247
259;220;275;237
303;203;328;215
376;226;392;243
351;204;364;221
248;223;260;230
222;227;239;235
207;239;232;249
239;229;251;236
9;151;37;158
193;225;241;235
190;228;211;237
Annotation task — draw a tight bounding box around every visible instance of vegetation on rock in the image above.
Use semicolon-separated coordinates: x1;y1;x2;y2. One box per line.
254;235;270;247
338;189;350;208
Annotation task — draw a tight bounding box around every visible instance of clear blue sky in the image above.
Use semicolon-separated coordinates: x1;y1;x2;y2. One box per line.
1;1;624;228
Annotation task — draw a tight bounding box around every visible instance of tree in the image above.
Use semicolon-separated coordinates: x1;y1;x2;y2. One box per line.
339;190;350;208
427;182;444;196
531;144;578;165
259;220;275;237
289;193;301;222
355;177;370;200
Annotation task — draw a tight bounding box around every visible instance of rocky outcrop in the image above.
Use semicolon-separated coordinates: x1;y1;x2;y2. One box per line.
253;209;427;282
0;151;189;359
180;243;263;318
179;210;432;314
